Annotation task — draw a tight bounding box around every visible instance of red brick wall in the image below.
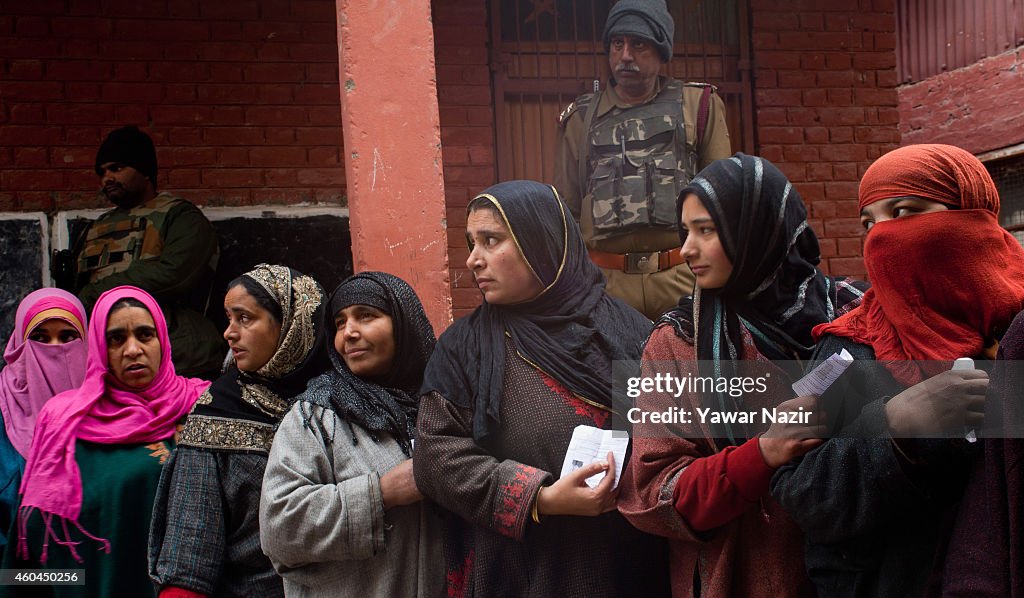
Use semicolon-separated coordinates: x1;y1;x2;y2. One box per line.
0;0;344;213
899;47;1024;155
750;0;901;278
432;0;494;319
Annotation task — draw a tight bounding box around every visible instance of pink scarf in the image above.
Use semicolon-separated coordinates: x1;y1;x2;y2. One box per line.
0;289;88;458
17;286;210;562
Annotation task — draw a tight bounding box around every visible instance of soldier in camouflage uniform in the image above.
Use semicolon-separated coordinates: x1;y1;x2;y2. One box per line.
555;0;731;320
74;126;224;379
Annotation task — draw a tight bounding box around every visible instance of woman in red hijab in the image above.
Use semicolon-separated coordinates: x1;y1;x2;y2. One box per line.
771;144;1024;598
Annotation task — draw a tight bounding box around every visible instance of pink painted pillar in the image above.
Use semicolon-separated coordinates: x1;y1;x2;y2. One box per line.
336;0;452;332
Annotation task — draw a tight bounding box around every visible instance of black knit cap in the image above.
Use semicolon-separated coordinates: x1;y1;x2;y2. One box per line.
603;0;675;62
330;275;392;319
94;126;158;185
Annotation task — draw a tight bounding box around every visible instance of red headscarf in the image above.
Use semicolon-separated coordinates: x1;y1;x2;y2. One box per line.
17;286;209;562
814;144;1024;383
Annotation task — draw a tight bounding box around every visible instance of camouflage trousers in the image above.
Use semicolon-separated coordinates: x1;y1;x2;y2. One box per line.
602;262;695;321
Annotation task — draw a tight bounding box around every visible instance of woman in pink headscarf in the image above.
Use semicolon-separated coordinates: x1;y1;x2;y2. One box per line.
0;286;208;598
0;289;89;559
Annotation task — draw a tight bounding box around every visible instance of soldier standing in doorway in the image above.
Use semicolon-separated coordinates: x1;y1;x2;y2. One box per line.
55;126;225;379
555;0;732;320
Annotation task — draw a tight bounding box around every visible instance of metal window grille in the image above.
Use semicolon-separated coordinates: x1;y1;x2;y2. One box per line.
987;154;1024;247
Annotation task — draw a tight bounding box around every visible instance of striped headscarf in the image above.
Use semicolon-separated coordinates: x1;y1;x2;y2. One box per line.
662;153;866;445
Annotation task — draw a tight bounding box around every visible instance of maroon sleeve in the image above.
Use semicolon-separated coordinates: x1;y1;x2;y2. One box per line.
618;324;776;540
672;436;775;532
413;392;552;542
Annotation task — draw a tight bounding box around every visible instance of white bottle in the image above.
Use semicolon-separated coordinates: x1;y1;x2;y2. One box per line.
951;358;978;443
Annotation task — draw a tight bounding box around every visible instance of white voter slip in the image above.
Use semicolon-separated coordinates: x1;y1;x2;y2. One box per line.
791;348;855;397
560;425;629;489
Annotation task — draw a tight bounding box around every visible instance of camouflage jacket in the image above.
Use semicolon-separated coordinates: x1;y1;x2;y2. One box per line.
555;76;731;252
76;192;225;377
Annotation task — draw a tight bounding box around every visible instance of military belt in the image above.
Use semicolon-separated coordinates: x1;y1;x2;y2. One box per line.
588;248;686;275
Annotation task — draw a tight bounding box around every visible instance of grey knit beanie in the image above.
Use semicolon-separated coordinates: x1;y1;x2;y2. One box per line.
603;0;674;62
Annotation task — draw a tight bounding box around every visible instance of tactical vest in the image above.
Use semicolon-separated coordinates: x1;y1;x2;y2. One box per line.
580;80;697;241
78;193;185;283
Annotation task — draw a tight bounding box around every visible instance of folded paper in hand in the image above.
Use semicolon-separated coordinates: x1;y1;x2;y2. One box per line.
560;425;629;490
791;348;854;397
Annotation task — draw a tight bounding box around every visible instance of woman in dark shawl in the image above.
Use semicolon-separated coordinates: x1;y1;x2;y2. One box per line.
260;271;443;597
941;311;1024;597
149;264;328;598
618;153;867;598
414;180;668;597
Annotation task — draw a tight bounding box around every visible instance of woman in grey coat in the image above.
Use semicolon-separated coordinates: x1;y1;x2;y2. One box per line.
260;272;443;598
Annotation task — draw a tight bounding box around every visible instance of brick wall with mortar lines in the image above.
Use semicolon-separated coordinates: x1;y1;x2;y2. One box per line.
0;0;345;213
899;47;1024;156
751;0;901;279
432;0;494;319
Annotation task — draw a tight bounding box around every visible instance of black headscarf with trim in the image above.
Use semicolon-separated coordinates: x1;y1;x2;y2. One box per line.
300;272;435;457
421;180;652;443
660;154;867;445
